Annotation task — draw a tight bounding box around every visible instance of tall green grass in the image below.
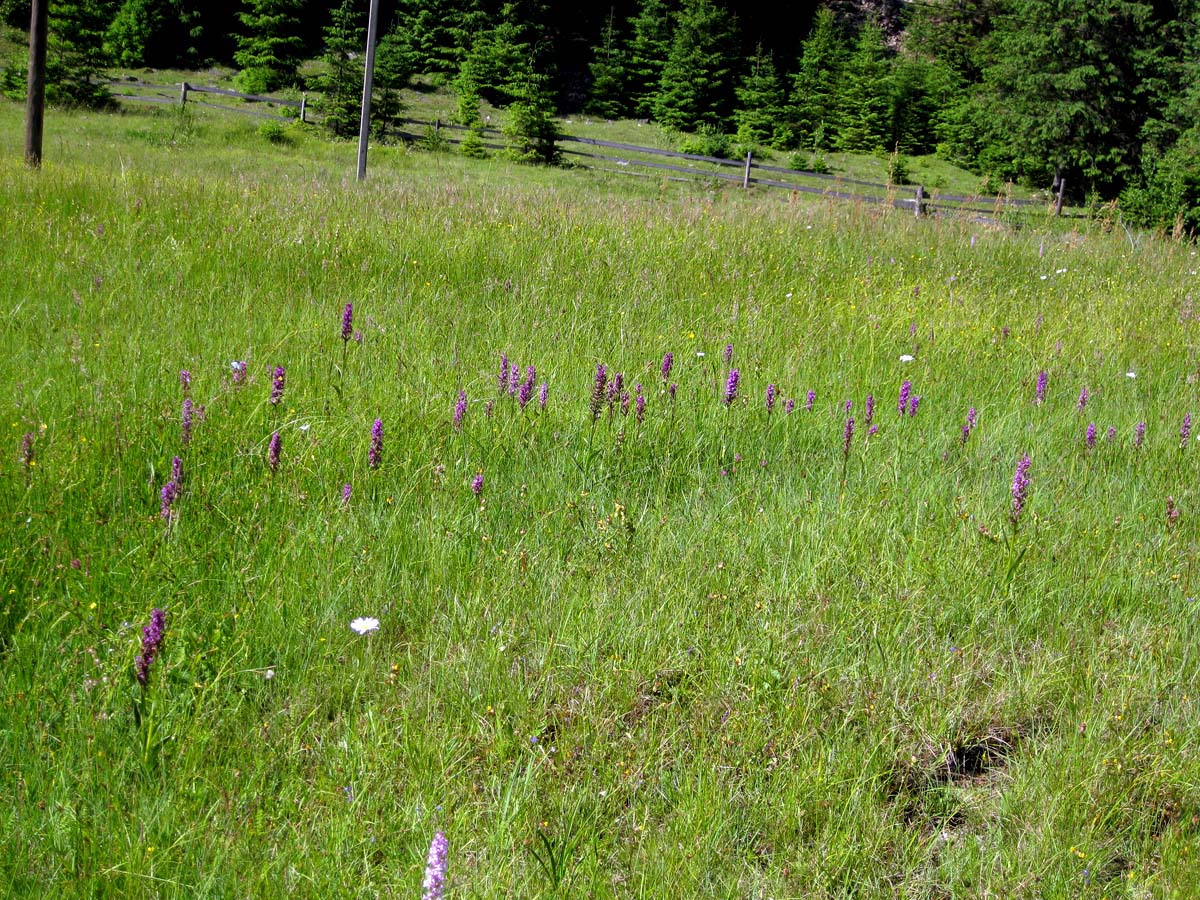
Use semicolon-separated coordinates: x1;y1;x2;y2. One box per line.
2;99;1200;898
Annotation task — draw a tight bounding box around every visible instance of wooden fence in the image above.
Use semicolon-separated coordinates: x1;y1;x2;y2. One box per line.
104;79;1072;221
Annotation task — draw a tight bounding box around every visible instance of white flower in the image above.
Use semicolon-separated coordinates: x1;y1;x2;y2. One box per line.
899;354;915;363
696;351;705;358
350;617;380;635
1126;372;1137;379
1040;274;1048;280
299;423;310;432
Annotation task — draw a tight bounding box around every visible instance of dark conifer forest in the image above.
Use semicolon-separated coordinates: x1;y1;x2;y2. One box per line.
3;0;1199;231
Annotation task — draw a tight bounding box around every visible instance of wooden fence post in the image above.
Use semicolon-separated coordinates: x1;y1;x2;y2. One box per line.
299;93;306;123
24;0;48;167
914;185;924;219
179;81;188;108
1054;176;1066;217
743;151;752;189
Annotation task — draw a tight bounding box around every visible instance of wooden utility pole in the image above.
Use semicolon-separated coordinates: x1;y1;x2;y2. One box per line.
356;0;380;182
24;0;48;167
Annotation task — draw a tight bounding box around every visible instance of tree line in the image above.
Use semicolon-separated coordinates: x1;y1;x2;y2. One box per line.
2;0;1199;233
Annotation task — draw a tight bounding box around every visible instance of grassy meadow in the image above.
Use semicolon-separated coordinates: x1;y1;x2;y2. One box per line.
2;97;1200;899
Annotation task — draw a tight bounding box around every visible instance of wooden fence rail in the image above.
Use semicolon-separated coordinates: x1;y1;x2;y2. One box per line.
103;82;1072;220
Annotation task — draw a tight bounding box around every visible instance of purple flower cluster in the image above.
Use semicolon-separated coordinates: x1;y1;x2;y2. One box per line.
471;473;484;497
1167;496;1180;530
181;398;194;446
805;390;815;412
724;369;740;406
1010;454;1032;526
341;302;354;342
180;369;191;394
784;398;795;414
1182;412;1192;448
160;478;179;520
898;380;912;415
231;360;247;386
518;366;536;409
723;343;734;365
765;383;777;413
1135;421;1147;449
1105;425;1117;443
539;383;549;410
590;364;608;420
270;366;286;406
1085;422;1097;449
342;483;352;504
842;417;855;458
864;393;875;425
422;830;449;900
171;455;184;485
961;407;977;445
498;353;509;394
453;391;467;430
635;384;645;423
1035;370;1048;405
661;352;673;381
267;431;281;472
907;394;921;416
134;607;166;686
668;382;677;401
1076;386;1089;412
369;418;383;468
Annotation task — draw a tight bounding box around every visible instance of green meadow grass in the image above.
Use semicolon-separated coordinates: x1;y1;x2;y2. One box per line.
2;97;1200;899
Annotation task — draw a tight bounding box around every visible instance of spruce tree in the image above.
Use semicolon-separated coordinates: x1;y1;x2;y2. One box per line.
504;70;559;164
625;0;674;119
834;21;892;153
47;0;115;108
787;8;844;151
733;43;784;147
105;0;167;67
314;0;363;139
652;0;737;132
373;25;414;136
234;0;304;94
585;8;627;120
394;0;485;78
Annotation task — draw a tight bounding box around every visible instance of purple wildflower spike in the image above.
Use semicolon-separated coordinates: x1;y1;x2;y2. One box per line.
1105;425;1116;443
864;393;875;425
1182;412;1192;448
498;354;509;393
231;361;247;385
369;418;383;468
181;398;194;446
1035;370;1048;405
422;831;449;900
342;483;352;504
805;390;815;412
766;384;777;412
471;473;483;496
341;303;354;342
590;364;608;420
453;391;467;430
635;384;645;423
1076;386;1089;412
842;417;855;458
539;383;548;410
668;383;677;400
898;380;912;415
267;431;281;472
1135;421;1146;448
661;352;673;381
270;366;286;406
1010;454;1032;526
171;455;184;485
907;394;921;416
180;369;191;394
785;398;795;415
1085;422;1097;449
134;607;166;686
160;479;178;520
518;366;536;409
723;343;733;365
724;369;740;406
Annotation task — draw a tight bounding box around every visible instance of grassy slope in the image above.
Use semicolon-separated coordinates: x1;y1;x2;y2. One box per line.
1;98;1199;898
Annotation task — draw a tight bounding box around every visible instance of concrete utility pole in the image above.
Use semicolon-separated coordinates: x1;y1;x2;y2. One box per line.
24;0;48;167
356;0;380;182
